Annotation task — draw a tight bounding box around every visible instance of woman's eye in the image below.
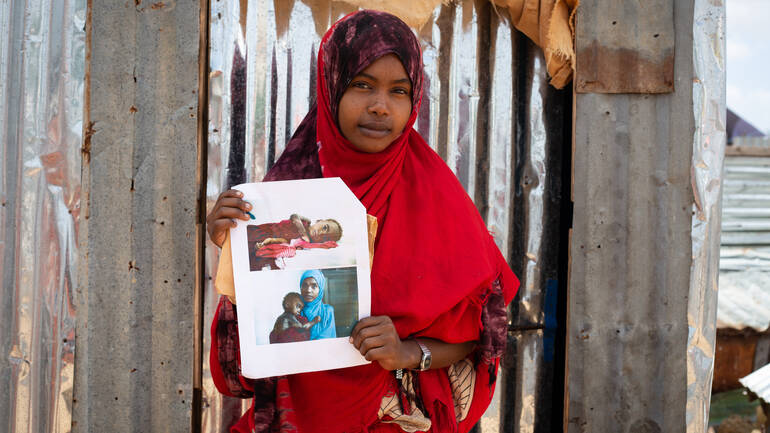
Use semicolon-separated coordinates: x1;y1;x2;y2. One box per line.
352;81;370;89
392;87;409;95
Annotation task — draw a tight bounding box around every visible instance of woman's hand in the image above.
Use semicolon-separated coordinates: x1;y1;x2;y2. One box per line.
349;316;419;371
206;189;252;248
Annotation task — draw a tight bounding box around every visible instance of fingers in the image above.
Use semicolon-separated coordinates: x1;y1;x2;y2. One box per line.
210;218;237;232
207;190;251;220
358;335;388;356
362;345;388;362
213;205;251;221
349;316;390;345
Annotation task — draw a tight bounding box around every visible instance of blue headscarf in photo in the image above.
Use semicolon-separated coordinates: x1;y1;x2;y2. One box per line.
300;270;336;340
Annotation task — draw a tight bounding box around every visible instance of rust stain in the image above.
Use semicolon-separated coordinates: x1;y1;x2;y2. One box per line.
576;40;674;94
150;2;165;9
129;105;138;113
82;121;95;163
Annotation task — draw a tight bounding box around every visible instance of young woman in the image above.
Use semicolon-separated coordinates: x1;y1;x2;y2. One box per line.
206;10;519;433
299;270;336;340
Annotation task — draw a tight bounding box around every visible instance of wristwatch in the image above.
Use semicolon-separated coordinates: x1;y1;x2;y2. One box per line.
415;339;432;371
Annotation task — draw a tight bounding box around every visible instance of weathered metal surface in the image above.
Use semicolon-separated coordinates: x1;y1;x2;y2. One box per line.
731;136;770;149
501;329;554;433
204;1;571;432
717;271;770;332
740;363;770;404
713;333;760;393
688;0;725;431
72;2;200;432
720;157;770;247
568;0;722;431
717;156;770;333
0;0;85;431
575;0;675;94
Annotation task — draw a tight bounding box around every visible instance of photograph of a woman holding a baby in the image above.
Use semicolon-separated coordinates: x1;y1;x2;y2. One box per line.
269;270;337;344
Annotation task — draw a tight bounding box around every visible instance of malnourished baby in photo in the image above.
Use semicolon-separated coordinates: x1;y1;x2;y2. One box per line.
269;292;320;344
254;213;342;249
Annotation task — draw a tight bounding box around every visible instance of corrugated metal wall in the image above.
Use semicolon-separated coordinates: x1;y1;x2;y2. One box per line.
720;156;770;250
717;155;770;333
202;1;571;432
72;2;201;432
567;0;724;432
0;0;724;431
0;1;85;431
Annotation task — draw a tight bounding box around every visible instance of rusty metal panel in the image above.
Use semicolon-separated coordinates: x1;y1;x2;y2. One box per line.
575;0;675;94
568;0;724;431
0;0;85;431
568;0;714;431
204;1;572;432
72;2;201;432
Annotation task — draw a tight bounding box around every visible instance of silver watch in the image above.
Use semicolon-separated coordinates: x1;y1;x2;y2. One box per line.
415;339;432;371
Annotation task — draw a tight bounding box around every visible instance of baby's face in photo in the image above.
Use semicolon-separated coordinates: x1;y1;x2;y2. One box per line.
309;220;341;243
292;300;303;315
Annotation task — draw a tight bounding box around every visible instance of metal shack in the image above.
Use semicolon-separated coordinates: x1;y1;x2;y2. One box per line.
0;0;724;432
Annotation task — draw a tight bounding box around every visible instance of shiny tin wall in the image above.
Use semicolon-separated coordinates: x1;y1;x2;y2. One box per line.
687;0;725;431
0;0;85;432
204;1;571;432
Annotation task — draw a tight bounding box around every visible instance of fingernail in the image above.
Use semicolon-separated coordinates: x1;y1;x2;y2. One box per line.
245;202;252;210
236;191;243;197
349;337;353;343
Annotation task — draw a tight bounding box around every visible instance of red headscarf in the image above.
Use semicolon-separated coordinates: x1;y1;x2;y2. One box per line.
251;10;518;432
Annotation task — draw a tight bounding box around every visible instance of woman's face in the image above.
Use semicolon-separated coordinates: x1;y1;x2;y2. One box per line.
301;277;320;303
337;54;412;153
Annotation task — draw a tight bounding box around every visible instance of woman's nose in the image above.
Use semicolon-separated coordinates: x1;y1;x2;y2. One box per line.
367;93;389;116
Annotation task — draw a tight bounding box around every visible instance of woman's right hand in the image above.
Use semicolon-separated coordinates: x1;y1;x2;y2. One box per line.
206;189;252;248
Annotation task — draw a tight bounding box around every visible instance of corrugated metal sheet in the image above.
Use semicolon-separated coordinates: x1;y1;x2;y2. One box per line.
739;363;770;403
72;2;201;432
204;1;571;432
732;136;770;148
568;1;724;433
720;157;770;247
0;0;85;431
717;156;770;332
717;271;770;332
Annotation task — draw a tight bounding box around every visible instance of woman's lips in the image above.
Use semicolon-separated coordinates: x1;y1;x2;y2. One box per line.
358;123;390;138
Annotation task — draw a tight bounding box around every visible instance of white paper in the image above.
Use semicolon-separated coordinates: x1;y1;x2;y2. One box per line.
230;178;371;378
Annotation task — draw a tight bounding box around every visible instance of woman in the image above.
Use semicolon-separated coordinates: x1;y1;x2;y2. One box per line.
299;270;336;340
207;10;519;433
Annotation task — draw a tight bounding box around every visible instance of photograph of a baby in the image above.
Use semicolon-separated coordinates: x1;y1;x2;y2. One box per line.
248;214;344;271
269;270;337;344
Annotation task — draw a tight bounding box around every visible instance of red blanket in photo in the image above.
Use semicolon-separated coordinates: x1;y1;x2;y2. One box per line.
253;240;338;259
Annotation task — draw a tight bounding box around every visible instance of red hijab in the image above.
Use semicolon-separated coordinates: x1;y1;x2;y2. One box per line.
262;10;518;432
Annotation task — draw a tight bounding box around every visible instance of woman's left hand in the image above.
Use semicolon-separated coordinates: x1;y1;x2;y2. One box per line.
349;316;418;371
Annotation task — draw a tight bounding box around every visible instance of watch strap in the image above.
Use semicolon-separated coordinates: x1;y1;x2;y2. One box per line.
415;339;432;371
